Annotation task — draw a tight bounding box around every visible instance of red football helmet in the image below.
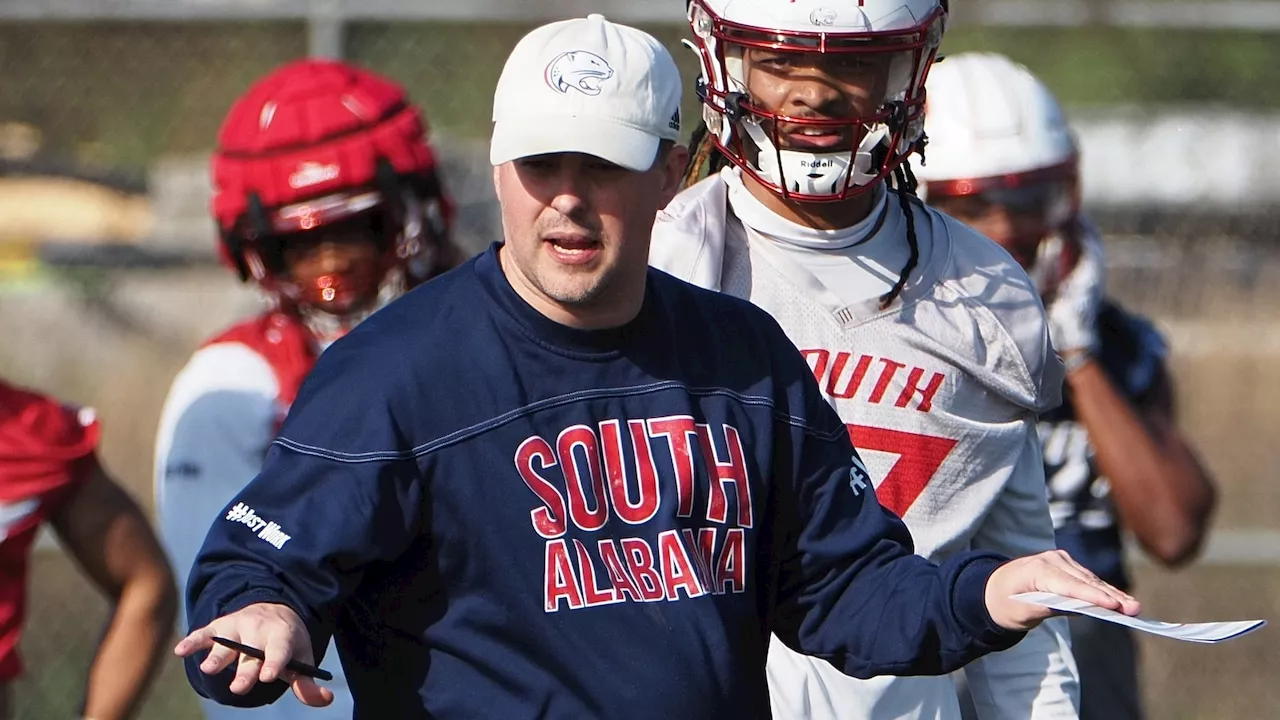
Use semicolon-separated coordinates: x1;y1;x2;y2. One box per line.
211;59;454;342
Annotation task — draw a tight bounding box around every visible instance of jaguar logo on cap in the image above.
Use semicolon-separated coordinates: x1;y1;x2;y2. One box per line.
544;51;615;96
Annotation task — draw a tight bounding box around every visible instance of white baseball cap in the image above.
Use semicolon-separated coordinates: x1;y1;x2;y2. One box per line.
490;14;683;173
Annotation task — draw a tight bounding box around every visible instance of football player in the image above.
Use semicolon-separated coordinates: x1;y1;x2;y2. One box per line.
0;380;176;719
917;52;1218;720
153;58;463;720
651;1;1080;717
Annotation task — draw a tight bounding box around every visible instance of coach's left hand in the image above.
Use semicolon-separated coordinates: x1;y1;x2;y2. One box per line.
985;549;1141;631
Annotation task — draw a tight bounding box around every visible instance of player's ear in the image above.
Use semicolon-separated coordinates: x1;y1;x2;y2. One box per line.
658;143;690;207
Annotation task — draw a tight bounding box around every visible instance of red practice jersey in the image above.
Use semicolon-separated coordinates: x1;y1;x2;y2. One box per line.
0;381;99;680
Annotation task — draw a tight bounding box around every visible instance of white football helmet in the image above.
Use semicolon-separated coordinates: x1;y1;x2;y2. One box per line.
917;52;1077;193
916;53;1085;267
916;52;1081;290
686;0;947;202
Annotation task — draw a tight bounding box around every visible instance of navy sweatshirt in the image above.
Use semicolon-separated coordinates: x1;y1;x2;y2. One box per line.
185;242;1023;718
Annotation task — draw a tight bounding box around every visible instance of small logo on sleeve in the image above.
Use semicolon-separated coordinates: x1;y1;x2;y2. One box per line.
225;502;292;550
849;454;871;496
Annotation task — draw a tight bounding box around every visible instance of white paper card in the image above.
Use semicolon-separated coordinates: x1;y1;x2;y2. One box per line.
1012;592;1266;643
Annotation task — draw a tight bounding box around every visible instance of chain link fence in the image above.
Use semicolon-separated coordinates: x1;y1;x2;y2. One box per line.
0;14;1278;720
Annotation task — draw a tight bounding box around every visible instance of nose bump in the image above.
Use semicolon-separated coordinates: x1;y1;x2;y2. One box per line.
550;168;588;216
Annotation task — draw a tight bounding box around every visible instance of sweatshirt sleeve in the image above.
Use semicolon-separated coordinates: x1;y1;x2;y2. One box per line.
768;341;1027;678
182;336;426;707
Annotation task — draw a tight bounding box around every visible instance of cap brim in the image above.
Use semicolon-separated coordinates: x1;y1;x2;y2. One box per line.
490;117;661;173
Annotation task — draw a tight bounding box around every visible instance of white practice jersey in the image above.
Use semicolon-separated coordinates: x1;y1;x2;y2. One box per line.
154;315;355;720
650;171;1078;720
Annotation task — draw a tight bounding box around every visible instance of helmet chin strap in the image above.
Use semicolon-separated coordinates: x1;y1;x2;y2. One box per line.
721;53;893;199
742;117;887;197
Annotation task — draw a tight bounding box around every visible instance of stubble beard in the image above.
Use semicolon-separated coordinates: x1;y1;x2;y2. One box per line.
530;259;613;308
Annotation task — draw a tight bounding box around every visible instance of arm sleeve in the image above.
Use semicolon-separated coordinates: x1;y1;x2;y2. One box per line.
961;422;1081;719
182;339;426;708
768;351;1027;679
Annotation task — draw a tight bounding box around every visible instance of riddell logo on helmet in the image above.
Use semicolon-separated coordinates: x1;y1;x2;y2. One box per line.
800;158;836;169
809;8;837;27
288;161;341;190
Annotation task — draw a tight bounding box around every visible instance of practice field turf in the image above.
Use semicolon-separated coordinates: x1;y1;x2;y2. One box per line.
18;549;1279;719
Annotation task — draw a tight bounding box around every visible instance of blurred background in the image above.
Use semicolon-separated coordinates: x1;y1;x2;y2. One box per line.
0;0;1277;717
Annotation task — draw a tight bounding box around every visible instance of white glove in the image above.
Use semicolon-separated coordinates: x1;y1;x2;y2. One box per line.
1045;224;1105;359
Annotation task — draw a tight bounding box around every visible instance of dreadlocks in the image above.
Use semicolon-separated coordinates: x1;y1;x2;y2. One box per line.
880;161;923;310
682;121;729;190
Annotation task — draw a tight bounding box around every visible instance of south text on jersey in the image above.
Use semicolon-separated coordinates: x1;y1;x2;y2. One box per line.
802;349;946;412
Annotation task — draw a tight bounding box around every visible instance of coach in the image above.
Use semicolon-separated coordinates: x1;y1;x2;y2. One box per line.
176;14;1139;718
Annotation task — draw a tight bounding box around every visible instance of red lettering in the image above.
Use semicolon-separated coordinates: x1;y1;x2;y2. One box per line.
544;539;583;612
620;538;665;601
657;530;705;600
697;424;754;527
557;425;609;531
827;352;873;399
848;425;958;516
714;528;747;594
600;419;660;525
515;436;565;539
869;358;907;404
598;539;643;602
895;367;945;413
804;350;947;409
681;527;717;590
648;416;698;518
573;539;619;606
802;349;830;384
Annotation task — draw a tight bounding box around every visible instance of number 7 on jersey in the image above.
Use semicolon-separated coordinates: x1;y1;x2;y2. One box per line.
847;425;958;517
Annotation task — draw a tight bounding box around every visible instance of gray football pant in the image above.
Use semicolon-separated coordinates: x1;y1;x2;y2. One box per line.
955;616;1143;720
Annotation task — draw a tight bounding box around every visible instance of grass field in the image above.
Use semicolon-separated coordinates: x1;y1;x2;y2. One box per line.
18;551;198;720
18;550;1278;719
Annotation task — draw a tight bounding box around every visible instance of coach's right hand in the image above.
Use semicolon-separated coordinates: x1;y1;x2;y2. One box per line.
175;602;334;707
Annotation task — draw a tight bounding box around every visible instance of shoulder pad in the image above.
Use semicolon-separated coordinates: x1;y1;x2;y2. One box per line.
0;381;99;500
